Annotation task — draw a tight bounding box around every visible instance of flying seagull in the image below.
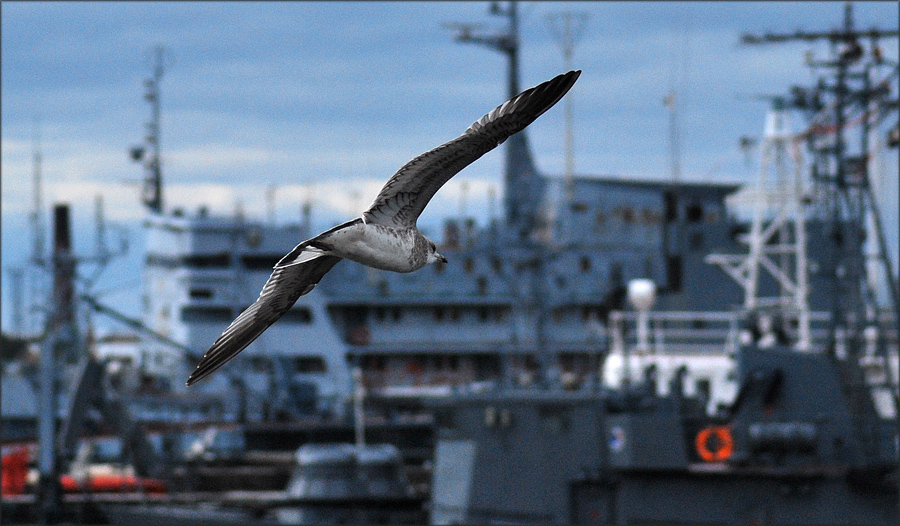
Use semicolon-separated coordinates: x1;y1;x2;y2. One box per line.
186;70;581;386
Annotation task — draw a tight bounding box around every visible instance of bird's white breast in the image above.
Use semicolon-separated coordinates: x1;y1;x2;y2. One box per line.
324;222;422;272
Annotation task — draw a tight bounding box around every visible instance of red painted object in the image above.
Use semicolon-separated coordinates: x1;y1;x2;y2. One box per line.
59;474;167;494
1;447;29;496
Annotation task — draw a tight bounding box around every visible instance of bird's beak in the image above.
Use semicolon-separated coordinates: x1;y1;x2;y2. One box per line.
436;253;448;264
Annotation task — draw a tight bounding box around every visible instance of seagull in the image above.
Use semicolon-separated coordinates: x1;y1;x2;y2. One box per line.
186;70;581;386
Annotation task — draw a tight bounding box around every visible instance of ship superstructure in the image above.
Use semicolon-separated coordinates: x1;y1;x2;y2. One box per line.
315;1;854;405
141;211;352;417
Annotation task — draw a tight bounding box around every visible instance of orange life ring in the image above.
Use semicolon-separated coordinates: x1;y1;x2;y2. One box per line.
695;425;733;462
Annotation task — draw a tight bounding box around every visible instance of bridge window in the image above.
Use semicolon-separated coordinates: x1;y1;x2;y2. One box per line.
184;253;231;268
293;356;326;373
579;256;591;273
189;288;213;299
477;276;488;295
241;255;282;269
686;203;703;223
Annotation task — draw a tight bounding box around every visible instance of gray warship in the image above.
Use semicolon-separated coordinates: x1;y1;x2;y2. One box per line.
423;3;899;525
2;2;897;524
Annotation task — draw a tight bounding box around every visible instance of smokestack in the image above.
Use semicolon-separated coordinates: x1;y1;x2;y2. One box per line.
53;204;71;252
52;203;74;329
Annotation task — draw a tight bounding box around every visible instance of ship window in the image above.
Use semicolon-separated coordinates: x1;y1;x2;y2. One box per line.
580;256;591;272
686;203;703;223
189;288;213;299
664;192;678;222
294;356;326;373
181;306;233;323
183;253;231;268
491;257;503;273
434;261;445;274
477;276;488;296
374;307;385;321
464;257;475;273
666;255;682;292
621;207;635;223
434;307;445;322
478;307;489;322
595;210;606;225
282;307;313;323
571;202;588;213
241;255;282;269
391;307;402;321
450;307;461;321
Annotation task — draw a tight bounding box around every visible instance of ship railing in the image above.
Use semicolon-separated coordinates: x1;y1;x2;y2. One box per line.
609;310;746;358
607;309;838;357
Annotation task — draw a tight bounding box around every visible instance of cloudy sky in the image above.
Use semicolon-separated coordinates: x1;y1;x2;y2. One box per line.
2;1;898;333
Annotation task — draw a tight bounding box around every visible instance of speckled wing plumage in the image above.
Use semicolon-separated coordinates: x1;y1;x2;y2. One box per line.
363;70;581;228
185;246;342;386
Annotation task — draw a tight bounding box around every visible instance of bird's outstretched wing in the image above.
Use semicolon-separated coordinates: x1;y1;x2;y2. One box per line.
185;244;342;386
363;70;580;228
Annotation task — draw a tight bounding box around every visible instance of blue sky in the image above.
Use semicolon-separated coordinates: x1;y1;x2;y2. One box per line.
2;1;898;334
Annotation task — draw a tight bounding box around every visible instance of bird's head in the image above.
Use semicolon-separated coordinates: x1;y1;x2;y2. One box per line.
425;239;448;265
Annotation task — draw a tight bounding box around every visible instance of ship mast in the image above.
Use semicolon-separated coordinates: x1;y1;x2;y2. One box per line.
738;3;899;460
445;1;543;238
131;45;168;215
28;120;48;337
707;95;812;350
741;3;899;339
